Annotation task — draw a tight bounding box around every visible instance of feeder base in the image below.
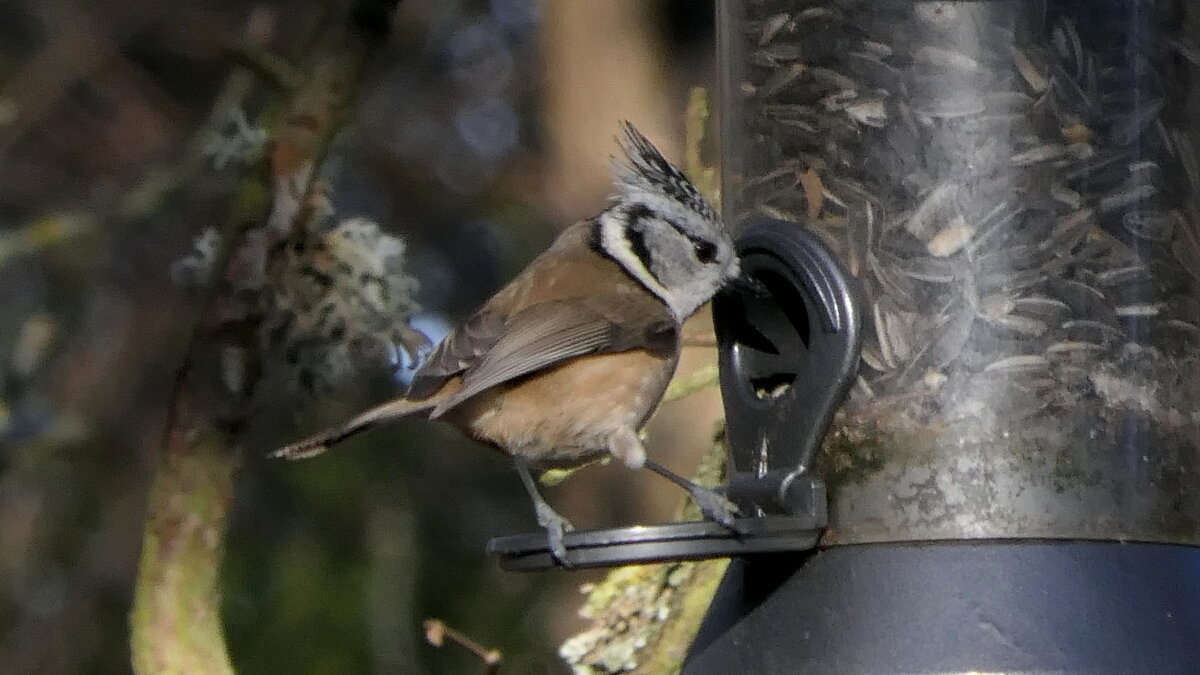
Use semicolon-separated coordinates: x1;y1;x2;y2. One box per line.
686;541;1200;674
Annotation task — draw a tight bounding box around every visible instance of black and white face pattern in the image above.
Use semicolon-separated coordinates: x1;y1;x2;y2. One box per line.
595;123;739;320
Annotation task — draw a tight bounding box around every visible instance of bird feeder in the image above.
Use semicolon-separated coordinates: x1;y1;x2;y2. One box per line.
685;1;1200;671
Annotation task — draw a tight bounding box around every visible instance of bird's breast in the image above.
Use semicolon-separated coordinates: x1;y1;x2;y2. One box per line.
458;349;677;466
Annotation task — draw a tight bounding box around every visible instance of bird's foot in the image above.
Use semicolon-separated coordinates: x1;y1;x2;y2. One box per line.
534;501;575;566
688;485;748;535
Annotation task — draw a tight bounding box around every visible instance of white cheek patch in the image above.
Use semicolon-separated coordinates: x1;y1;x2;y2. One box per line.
598;213;680;317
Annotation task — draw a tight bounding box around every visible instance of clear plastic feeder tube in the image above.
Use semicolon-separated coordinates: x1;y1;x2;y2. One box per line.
719;0;1200;544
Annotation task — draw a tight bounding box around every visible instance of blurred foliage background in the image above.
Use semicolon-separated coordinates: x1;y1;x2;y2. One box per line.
0;0;724;672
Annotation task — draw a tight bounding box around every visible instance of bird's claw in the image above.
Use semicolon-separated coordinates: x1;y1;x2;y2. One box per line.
689;485;748;535
534;501;574;566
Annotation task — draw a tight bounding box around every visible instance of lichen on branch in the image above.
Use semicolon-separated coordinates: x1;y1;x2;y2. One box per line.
129;3;404;673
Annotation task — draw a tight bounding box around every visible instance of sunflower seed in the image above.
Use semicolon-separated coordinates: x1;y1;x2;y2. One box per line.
730;0;1197;439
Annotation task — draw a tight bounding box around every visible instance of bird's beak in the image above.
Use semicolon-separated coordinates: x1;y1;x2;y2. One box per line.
727;271;770;298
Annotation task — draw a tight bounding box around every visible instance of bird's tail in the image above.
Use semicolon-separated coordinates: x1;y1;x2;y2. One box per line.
269;397;438;460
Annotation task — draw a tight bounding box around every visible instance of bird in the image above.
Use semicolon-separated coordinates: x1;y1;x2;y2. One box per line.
271;122;744;563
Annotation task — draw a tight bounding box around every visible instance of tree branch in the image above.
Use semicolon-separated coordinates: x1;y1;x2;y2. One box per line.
129;3;401;672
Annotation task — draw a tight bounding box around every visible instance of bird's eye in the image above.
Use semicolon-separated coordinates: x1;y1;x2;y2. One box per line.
694;241;718;264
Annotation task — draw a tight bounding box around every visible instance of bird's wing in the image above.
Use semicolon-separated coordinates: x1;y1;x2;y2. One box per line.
427;299;677;418
404;309;504;399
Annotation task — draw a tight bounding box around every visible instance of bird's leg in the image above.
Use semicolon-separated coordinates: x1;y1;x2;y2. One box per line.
612;426;744;532
643;459;745;533
514;459;574;565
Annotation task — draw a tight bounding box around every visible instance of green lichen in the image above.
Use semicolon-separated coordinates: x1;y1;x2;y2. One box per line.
560;424;732;674
130;432;236;675
815;425;889;499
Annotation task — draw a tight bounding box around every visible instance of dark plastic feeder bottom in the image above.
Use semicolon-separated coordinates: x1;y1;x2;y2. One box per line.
685;541;1200;674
